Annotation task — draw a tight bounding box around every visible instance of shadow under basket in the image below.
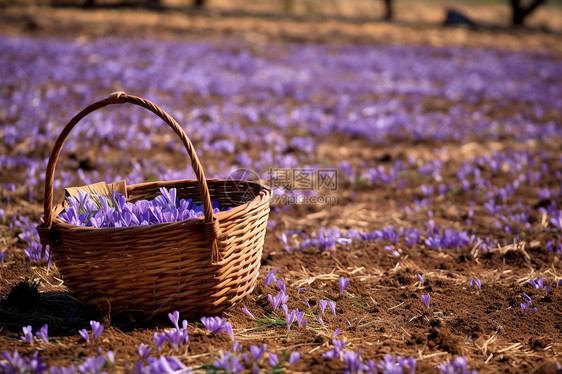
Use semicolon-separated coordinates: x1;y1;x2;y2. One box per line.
36;93;271;319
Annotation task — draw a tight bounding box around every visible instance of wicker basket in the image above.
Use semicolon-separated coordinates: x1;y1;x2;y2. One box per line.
36;92;271;319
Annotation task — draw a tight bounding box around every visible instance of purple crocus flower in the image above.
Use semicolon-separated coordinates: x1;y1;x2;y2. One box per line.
343;350;369;374
163;328;188;351
90;321;104;341
438;356;476;374
333;328;341;338
0;251;6;264
417;274;424;285
233;340;242;353
295;309;306;328
242;307;255;319
377;354;416;374
0;351;48;373
529;278;550;291
147;355;190;374
263;269;278;287
168;311;180;329
201;316;234;341
48;365;78;374
289;352;301;365
283;305;297;331
268;353;279;367
21;325;33;344
421;294;430;310
277;279;286;293
36;324;49;343
250;344;267;362
106;351;114;364
319;299;328;314
77;355;106;374
325;301;337;316
279;233;290;251
138;343;151;359
267;290;288;311
469;278;481;289
154;332;166;351
322;339;346;360
316;315;325;326
339;277;349;295
214;352;244;374
79;329;90;343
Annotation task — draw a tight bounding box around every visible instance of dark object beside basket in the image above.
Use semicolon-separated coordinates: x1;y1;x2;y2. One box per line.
36;92;271;319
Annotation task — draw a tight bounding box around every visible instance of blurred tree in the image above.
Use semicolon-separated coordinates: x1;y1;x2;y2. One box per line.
509;0;547;25
383;0;393;20
283;0;294;13
83;0;161;6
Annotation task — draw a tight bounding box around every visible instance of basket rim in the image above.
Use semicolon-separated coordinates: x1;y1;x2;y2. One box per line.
46;178;271;233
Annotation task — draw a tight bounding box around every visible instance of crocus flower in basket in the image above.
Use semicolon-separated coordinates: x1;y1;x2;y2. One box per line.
36;92;271;319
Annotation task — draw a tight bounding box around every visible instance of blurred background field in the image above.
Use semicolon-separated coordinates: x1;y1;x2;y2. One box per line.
1;0;562;52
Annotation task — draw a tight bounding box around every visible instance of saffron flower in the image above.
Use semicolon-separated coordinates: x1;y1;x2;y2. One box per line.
250;344;267;362
289;352;301;365
322;339;346;359
90;321;104;341
295;309;307;328
0;351;47;373
79;329;90;343
214;352;244;374
168;311;180;329
268;353;279;367
417;274;424;285
201;316;234;341
138;344;151;359
469;278;481;289
57;188;226;228
520;294;537;314
319;299;328;314
421;294;430;310
277;279;286;293
333;328;341;338
267;290;288;311
153;332;166;351
283;305;297;331
242;307;255;319
35;324;49;343
328;301;337;316
77;355;106;374
339;277;349;295
343;350;370;374
147;355;190;374
377;355;416;374
529;278;550;291
21;325;33;344
438;356;477;374
263;269;278;287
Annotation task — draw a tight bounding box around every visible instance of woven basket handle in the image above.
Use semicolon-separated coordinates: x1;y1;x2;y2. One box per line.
42;92;222;262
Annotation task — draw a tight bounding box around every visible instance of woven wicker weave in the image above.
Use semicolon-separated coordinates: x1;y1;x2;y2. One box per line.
36;92;271;319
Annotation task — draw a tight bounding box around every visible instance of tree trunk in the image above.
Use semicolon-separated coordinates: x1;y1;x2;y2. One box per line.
283;0;294;13
383;0;393;21
510;0;547;25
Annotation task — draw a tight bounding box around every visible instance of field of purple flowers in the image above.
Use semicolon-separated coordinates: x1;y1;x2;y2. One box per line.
1;34;562;373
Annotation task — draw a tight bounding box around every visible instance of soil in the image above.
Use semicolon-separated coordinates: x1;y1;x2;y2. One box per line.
1;1;562;373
